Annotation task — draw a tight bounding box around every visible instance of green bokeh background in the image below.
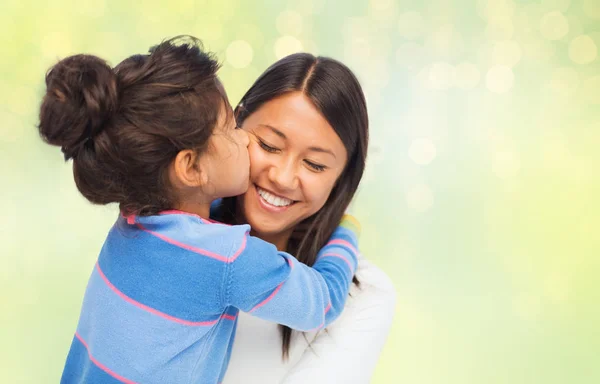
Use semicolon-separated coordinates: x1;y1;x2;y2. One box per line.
1;0;599;382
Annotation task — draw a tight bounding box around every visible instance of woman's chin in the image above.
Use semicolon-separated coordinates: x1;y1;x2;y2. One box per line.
246;214;290;237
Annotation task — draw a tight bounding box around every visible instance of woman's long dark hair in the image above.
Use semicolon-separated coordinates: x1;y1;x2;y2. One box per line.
221;53;369;359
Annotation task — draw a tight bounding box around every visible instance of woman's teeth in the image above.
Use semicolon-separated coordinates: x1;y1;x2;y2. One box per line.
257;187;294;207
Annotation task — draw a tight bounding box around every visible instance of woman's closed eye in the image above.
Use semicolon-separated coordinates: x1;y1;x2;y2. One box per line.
304;160;327;172
257;139;280;153
256;136;327;171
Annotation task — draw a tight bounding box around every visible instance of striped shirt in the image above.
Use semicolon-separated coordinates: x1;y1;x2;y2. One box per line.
61;210;359;383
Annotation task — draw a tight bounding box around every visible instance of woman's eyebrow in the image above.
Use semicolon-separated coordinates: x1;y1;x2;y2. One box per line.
308;146;336;159
258;124;287;139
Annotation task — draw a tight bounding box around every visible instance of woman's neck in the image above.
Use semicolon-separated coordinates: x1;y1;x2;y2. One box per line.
232;196;293;251
251;229;293;252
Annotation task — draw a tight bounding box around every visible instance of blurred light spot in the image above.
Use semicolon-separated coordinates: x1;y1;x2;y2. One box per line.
583;0;600;19
195;19;224;42
569;35;597;64
408;138;437;165
76;0;106;17
406;184;434;213
344;37;372;65
514;3;543;35
477;0;516;23
581;75;600;105
7;86;37;116
564;14;583;40
453;62;481;90
342;19;373;66
523;3;544;22
173;0;196;20
90;32;130;62
491;40;522;67
415;65;433;89
303;40;319;54
545;271;570;302
396;42;424;70
274;36;303;59
365;60;390;90
295;0;322;15
369;0;398;24
379;34;394;60
236;24;265;49
209;3;234;23
541;0;571;12
485;19;514;41
20;281;41;305
476;43;495;67
137;6;163;23
0;111;22;144
226;40;253;69
364;91;381;110
394;300;435;333
398;11;424;40
370;0;394;10
513;294;541;321
41;32;73;59
426;24;464;59
589;32;600;54
368;141;385;165
542;133;570;166
0;249;20;284
342;17;369;40
362;160;377;184
486;126;510;146
493;150;520;178
540;11;569;41
502;178;521;194
402;102;448;140
276;10;303;36
486;65;514;93
570;157;592;185
521;37;556;62
428;62;454;90
548;67;579;97
394;238;419;263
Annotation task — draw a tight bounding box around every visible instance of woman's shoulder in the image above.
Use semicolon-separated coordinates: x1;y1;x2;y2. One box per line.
337;254;397;330
352;254;396;301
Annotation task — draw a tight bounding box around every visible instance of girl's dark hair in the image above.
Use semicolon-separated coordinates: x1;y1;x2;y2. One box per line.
38;36;225;216
221;53;369;359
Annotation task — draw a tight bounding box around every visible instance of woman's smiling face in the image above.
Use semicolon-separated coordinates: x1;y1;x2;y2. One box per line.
238;91;348;244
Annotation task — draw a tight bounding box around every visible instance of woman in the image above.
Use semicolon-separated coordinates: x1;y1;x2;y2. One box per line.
213;53;396;383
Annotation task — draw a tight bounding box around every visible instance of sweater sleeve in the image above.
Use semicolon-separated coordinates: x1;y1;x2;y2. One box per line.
280;256;397;383
224;215;360;332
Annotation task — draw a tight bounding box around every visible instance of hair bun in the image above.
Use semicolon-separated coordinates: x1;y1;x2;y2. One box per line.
38;54;119;159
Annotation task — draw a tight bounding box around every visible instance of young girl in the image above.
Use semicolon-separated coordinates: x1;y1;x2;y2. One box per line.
39;36;360;384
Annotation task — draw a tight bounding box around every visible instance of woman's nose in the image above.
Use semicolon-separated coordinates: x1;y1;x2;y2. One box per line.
267;158;299;191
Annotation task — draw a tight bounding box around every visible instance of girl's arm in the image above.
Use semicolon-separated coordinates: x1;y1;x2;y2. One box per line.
225;216;360;332
281;256;397;383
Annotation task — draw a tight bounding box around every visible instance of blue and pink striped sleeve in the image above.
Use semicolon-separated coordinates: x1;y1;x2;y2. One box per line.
224;216;359;331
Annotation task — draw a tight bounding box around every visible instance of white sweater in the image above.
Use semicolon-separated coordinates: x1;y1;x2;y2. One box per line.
222;255;397;383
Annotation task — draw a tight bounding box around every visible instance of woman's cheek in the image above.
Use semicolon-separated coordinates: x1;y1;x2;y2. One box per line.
248;147;267;175
306;175;337;209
